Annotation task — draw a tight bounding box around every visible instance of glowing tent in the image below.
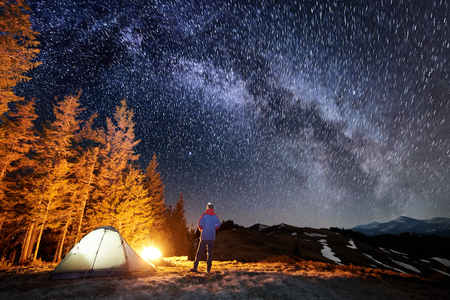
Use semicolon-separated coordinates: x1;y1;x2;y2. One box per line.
50;226;157;280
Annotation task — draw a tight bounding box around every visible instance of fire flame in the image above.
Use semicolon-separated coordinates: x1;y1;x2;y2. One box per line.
142;246;162;260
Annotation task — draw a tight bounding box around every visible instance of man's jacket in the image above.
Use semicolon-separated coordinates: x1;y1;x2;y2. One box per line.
198;208;220;241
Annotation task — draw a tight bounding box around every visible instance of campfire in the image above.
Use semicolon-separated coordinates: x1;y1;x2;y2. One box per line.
142;246;162;260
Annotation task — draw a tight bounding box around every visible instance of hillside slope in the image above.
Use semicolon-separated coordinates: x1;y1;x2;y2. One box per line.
212;223;450;280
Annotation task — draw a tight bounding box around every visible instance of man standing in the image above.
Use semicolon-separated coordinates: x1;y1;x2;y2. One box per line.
190;203;220;273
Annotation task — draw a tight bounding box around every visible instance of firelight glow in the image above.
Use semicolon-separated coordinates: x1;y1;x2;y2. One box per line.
142;246;162;261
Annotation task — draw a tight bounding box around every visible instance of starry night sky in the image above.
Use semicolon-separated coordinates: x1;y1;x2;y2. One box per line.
17;0;450;228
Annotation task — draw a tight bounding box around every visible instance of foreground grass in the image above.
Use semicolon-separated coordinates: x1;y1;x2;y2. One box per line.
1;259;449;300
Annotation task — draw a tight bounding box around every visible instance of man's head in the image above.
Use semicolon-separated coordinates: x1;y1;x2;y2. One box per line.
207;202;214;209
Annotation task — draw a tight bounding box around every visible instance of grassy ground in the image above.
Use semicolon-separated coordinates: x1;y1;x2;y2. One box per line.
1;259;449;300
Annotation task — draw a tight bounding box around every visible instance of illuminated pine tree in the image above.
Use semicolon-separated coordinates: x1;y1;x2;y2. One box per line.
115;167;154;250
0;100;38;232
0;100;38;181
0;0;40;260
30;159;71;261
40;91;83;156
87;99;141;230
0;0;40;115
20;93;82;262
143;153;168;253
71;146;100;243
70;113;105;243
53;109;106;261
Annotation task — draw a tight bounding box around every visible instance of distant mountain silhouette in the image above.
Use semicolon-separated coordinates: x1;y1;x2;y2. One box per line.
352;216;450;237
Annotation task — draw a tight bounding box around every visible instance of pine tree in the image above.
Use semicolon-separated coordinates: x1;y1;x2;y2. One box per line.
71;113;105;243
0;99;38;231
143;153;169;253
41;91;83;156
51;107;106;260
167;194;191;256
72;146;100;243
83;99;160;252
115;167;154;250
0;0;40;115
31;159;71;261
86;99;140;230
164;204;175;256
0;0;40;262
20;93;82;262
0;100;38;181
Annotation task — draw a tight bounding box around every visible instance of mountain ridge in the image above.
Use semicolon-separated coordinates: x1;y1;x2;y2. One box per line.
351;216;450;237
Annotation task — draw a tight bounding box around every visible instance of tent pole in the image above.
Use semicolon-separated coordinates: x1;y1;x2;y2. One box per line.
85;227;107;278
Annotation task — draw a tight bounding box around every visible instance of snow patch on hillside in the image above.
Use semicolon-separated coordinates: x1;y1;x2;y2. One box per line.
318;239;342;264
389;249;408;256
303;232;327;238
346;239;357;249
431;268;450;277
363;253;406;274
432;257;450;268
389;259;420;273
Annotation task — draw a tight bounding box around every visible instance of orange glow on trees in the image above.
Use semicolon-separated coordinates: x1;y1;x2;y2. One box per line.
0;0;40;262
0;0;41;115
0;3;189;265
143;154;170;255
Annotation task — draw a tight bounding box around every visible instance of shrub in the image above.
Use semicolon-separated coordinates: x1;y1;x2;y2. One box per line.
0;257;11;269
265;255;299;264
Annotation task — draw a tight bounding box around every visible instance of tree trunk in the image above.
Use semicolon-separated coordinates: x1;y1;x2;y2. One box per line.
19;221;34;263
9;250;16;265
53;238;61;263
28;229;38;260
75;192;88;243
56;216;71;262
33;197;53;261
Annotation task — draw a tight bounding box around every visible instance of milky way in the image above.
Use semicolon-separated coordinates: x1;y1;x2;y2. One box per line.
18;0;450;228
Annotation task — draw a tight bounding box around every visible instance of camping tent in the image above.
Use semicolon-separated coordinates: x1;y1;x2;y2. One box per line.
50;226;157;280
